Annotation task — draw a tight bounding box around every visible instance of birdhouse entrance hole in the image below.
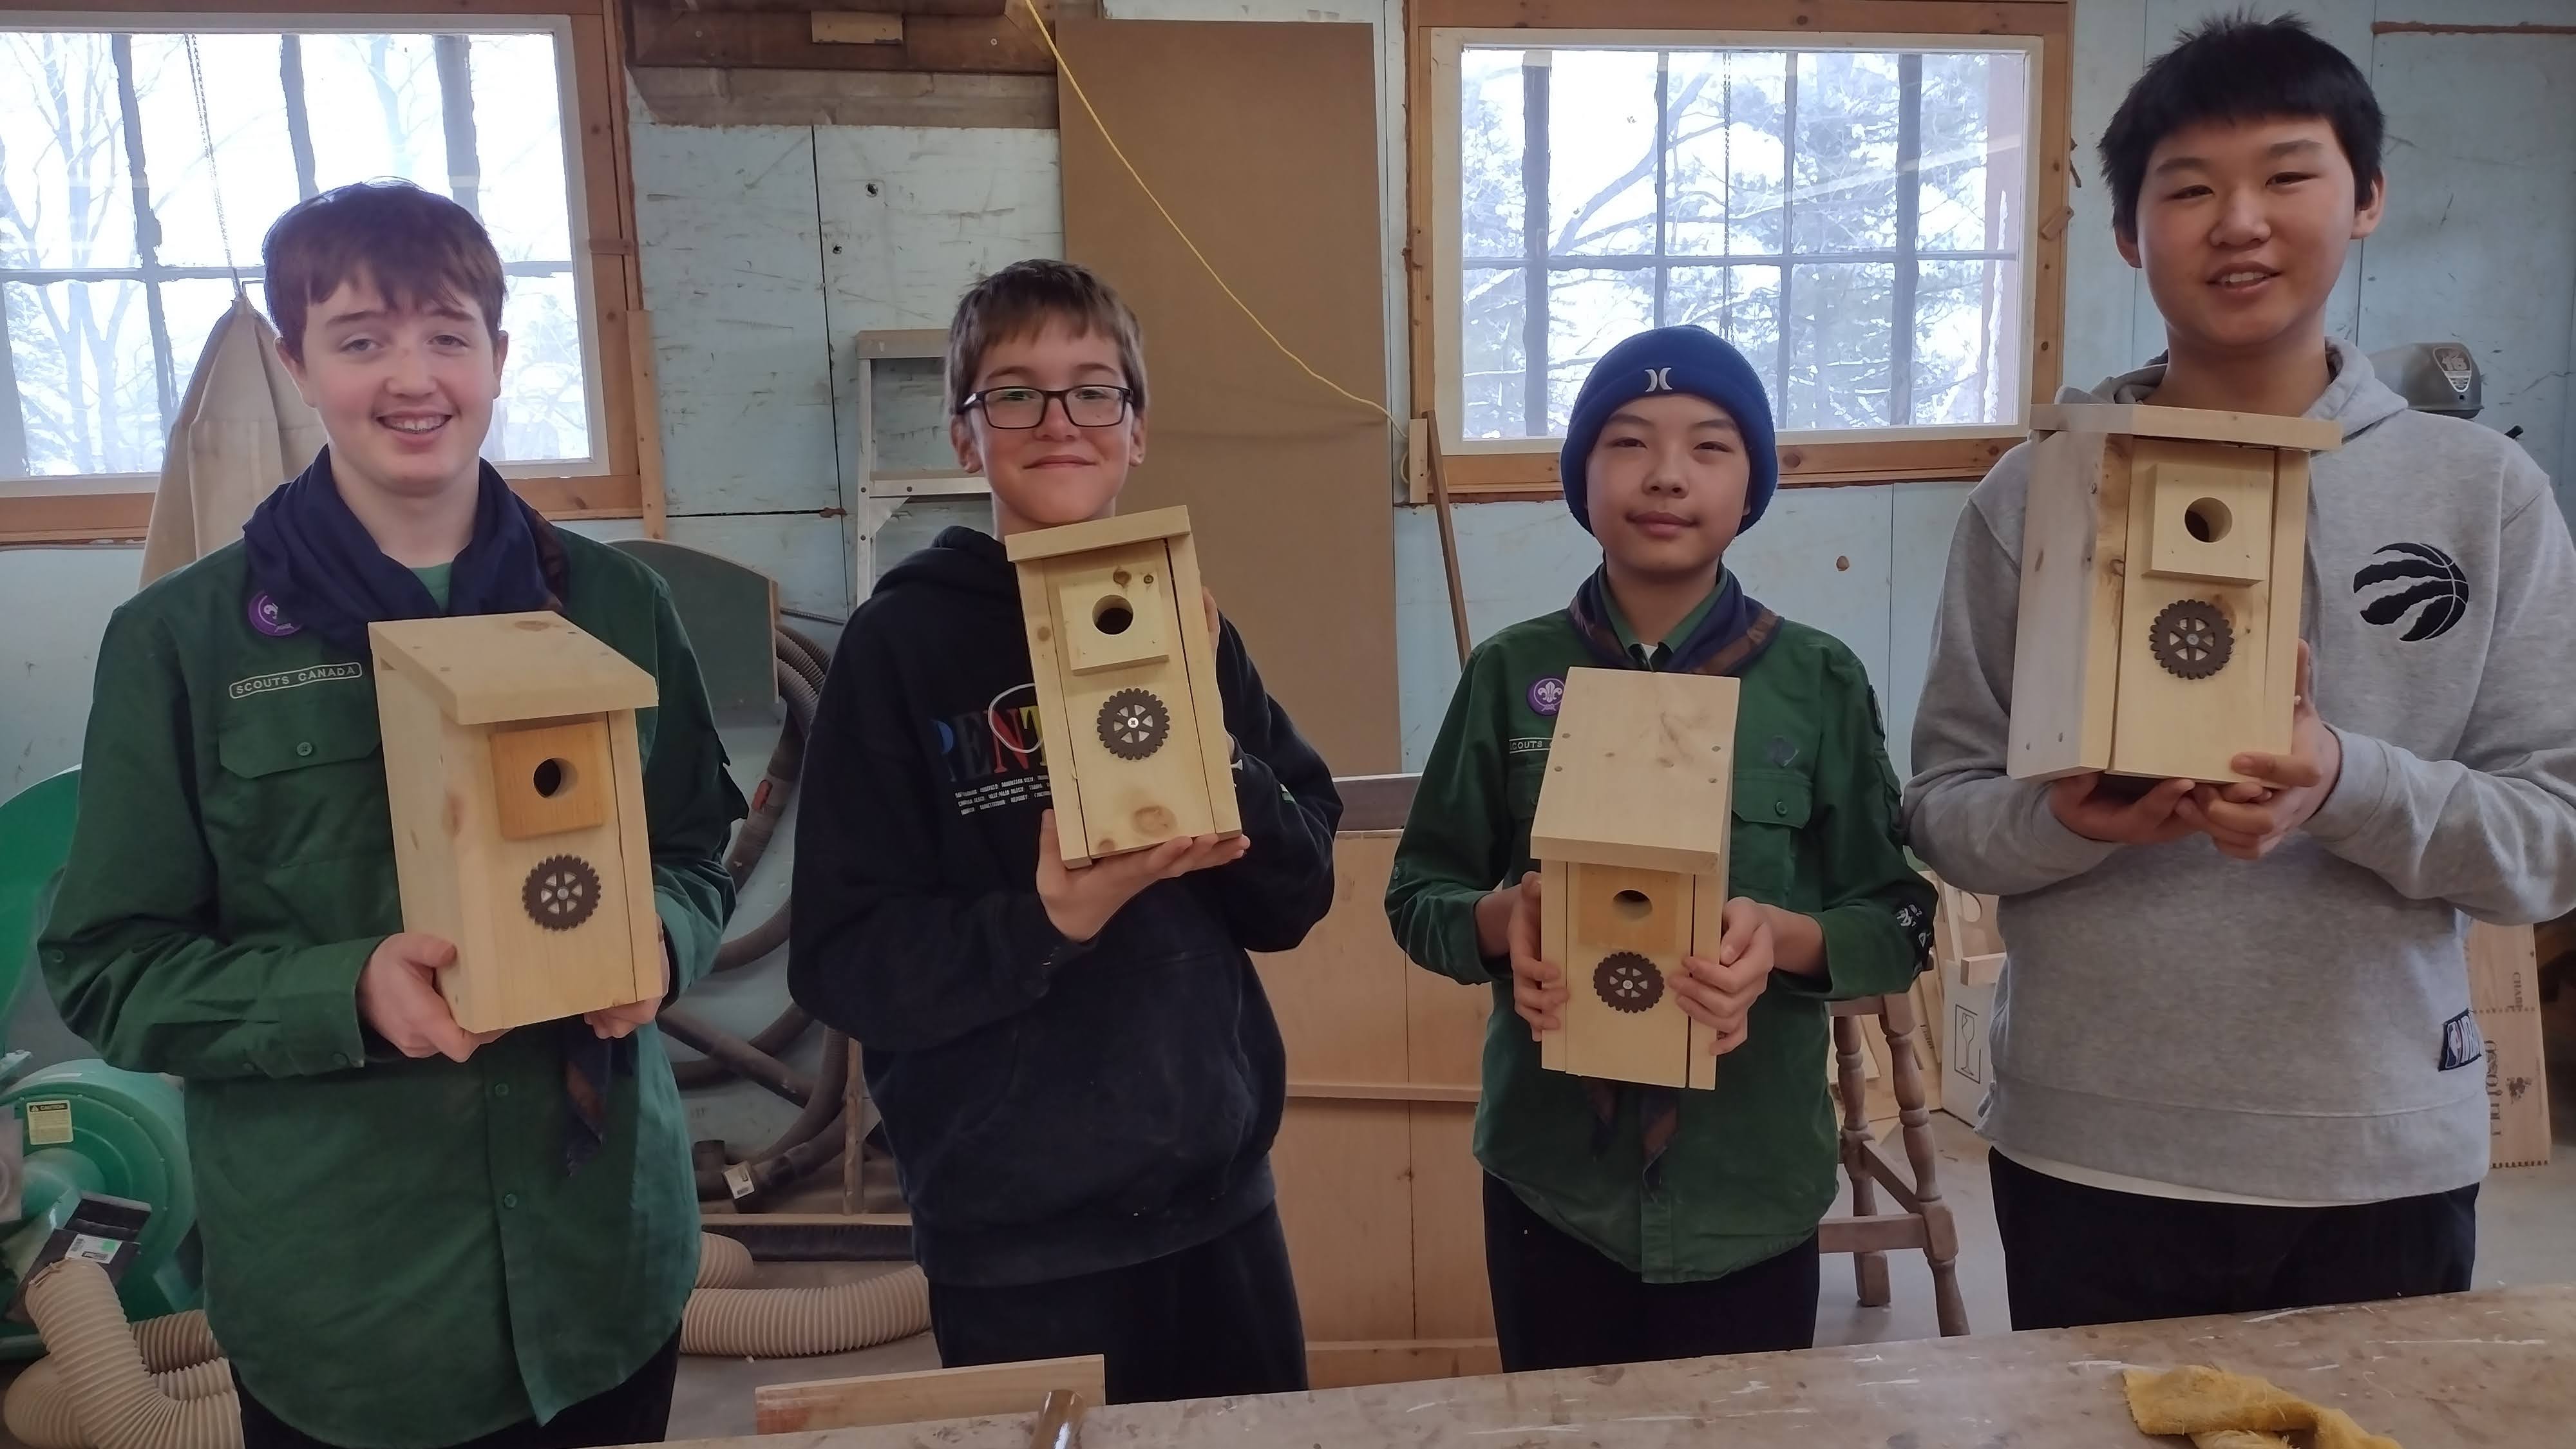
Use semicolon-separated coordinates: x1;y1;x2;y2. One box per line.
2184;497;2233;544
1612;889;1653;922
1093;596;1135;635
533;758;576;798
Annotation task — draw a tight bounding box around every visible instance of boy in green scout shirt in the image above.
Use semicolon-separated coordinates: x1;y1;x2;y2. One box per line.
1385;325;1933;1372
39;181;743;1449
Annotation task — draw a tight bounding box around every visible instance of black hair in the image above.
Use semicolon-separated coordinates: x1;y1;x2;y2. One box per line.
2098;11;2384;238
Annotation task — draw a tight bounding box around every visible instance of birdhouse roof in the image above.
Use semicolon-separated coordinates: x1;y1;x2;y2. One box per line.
1529;667;1739;875
2031;402;2341;453
1005;505;1193;564
368;612;656;726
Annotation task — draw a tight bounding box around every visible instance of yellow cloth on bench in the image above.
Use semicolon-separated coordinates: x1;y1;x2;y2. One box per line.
2122;1366;2400;1449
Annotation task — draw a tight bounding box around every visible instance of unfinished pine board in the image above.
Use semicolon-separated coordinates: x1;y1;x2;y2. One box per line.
488;719;614;840
2108;442;2276;784
763;1286;2576;1449
1402;931;1491;1090
1405;1103;1492;1341
370;613;657;726
752;1356;1103;1435
1268;1101;1414;1345
2263;449;2313;751
2470;920;2542;1014
1686;869;1722;1092
2030;402;2343;452
2006;430;2127;781
1249;835;1410;1084
1536;857;1572;1075
1557;862;1694;1088
1001;506;1195;563
1528;668;1739;876
1308;1340;1501;1392
1164;529;1241;835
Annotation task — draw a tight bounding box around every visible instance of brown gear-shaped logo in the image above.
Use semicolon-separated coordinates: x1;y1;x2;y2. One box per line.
2149;599;2233;679
1593;952;1664;1014
522;855;601;931
1096;688;1171;761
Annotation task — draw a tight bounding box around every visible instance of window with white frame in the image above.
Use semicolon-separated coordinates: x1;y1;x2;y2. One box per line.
1436;37;2037;450
0;21;595;483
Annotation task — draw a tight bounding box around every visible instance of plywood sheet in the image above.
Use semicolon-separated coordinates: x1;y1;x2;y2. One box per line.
1252;832;1412;1084
1059;17;1397;773
1270;1101;1415;1344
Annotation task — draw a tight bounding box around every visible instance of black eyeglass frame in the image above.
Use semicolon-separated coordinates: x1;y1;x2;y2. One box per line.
956;384;1139;429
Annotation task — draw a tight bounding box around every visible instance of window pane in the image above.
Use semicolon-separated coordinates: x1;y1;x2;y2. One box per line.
468;33;573;261
1918;51;2029;253
0;33;139;270
131;35;299;270
1546;267;1654;431
1546;51;1658;258
1459;48;1526;261
1665;264;1781;377
1790;52;1901;254
491;270;588;462
1914;258;2021;426
6;279;160;475
305;35;450;193
1666;51;1786;256
161;276;272;403
1;25;596;480
1785;261;1894;430
1461;265;1527;440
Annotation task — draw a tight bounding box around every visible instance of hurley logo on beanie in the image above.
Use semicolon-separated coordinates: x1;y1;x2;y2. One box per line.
1557;325;1779;536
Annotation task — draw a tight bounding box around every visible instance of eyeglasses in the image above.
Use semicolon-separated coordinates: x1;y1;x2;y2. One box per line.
959;384;1135;430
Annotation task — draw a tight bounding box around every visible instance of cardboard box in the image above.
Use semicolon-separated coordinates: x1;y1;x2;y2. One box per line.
2481;1004;2552;1171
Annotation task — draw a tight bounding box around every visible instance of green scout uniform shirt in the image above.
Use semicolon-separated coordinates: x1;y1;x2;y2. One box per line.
39;533;743;1448
1386;590;1933;1284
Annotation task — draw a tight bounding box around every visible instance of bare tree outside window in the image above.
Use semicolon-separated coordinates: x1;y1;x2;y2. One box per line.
0;24;590;481
1457;43;2030;441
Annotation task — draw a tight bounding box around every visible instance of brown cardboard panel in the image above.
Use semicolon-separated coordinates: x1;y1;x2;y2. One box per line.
1057;17;1399;773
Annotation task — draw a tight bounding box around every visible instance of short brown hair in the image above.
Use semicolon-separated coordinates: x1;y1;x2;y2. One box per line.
945;260;1148;417
263;180;506;362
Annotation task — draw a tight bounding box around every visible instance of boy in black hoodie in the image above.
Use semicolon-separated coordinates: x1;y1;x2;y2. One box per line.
790;260;1341;1403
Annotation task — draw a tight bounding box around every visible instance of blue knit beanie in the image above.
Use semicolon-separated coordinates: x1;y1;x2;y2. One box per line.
1558;325;1778;536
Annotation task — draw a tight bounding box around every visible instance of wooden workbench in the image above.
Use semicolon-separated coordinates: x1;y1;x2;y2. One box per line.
687;1285;2576;1447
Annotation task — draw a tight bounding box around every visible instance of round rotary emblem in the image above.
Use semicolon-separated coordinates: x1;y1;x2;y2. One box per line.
522;855;601;931
2149;599;2234;680
1096;688;1171;761
1593;952;1664;1014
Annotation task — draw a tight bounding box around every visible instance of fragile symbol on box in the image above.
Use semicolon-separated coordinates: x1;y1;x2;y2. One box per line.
1950;1004;1986;1086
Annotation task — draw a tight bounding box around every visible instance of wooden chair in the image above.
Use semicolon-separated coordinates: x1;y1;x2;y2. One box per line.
1815;992;1969;1337
752;1354;1103;1434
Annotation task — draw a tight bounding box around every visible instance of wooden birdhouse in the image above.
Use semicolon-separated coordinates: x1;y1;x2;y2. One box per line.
2009;404;2341;785
369;612;664;1034
1530;667;1739;1090
1007;506;1240;866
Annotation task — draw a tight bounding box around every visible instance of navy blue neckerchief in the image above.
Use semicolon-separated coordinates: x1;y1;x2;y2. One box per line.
1560;565;1781;1184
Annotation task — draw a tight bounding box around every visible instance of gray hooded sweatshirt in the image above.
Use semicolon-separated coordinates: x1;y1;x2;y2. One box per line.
1906;340;2576;1202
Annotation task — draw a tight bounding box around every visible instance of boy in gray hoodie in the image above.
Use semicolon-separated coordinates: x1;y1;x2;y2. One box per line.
1908;14;2576;1331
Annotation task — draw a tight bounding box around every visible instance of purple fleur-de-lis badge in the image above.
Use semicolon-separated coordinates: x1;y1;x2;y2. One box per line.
248;592;301;638
1527;676;1566;717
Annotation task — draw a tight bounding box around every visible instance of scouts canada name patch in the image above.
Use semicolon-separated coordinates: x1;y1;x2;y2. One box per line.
227;662;365;700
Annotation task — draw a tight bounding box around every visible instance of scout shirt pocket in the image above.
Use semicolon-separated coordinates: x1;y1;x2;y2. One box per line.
204;674;398;940
1726;767;1812;906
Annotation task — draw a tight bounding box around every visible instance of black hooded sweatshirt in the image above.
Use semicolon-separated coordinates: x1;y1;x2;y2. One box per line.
789;526;1341;1286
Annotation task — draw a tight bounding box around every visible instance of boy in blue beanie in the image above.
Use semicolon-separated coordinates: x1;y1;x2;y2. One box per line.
1385;325;1933;1369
